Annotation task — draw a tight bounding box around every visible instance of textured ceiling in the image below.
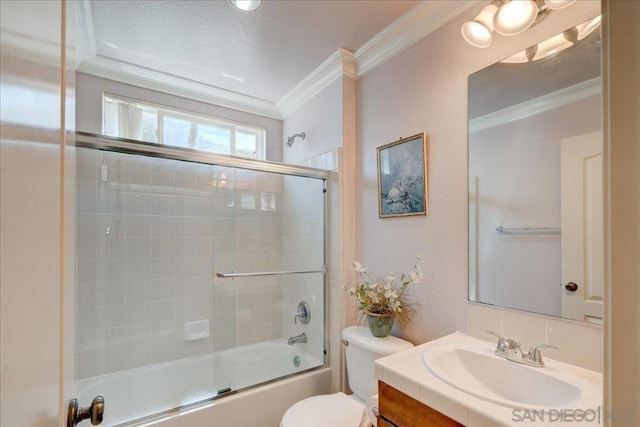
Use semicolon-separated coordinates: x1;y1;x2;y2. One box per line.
89;0;420;103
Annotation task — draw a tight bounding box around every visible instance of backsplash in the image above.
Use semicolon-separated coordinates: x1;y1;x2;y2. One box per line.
467;303;602;372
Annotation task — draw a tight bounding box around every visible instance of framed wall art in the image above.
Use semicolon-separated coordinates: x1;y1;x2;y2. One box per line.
377;133;428;218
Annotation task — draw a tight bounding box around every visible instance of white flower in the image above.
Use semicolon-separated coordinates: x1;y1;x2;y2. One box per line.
414;264;424;279
385;290;398;299
353;261;368;273
410;271;422;283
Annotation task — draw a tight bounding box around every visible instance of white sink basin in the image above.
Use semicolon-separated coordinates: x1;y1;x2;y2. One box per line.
423;343;600;410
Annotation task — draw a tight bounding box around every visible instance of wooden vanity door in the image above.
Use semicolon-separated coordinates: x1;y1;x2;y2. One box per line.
377;382;464;427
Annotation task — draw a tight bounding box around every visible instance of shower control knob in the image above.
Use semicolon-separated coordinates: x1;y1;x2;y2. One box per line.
294;301;310;324
565;282;578;292
67;396;104;426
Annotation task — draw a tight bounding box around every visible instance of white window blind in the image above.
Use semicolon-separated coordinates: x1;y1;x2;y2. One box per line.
102;94;266;159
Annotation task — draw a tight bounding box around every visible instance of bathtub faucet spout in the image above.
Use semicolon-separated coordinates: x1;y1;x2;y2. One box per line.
288;332;307;345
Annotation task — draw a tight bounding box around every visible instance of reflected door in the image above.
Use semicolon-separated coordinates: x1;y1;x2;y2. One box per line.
561;132;604;322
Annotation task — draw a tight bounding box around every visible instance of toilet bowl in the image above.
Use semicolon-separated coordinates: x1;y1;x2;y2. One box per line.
280;392;365;427
280;326;413;427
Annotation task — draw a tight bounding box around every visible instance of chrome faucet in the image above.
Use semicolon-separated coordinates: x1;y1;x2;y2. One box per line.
524;343;558;367
485;330;523;360
288;332;307;345
485;330;558;367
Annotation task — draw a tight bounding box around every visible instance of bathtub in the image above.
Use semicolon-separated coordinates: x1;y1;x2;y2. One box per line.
75;339;329;426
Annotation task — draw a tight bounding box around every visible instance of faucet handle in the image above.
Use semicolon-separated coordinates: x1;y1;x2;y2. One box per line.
294;301;310;324
485;330;520;355
525;344;558;367
485;330;521;352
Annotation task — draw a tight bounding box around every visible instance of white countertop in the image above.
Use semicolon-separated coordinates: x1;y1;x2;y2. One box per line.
374;331;603;426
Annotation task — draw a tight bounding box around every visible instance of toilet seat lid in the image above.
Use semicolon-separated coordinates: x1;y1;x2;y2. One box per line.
281;392;364;427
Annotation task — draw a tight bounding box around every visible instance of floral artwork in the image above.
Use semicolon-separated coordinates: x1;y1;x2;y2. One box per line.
377;133;428;218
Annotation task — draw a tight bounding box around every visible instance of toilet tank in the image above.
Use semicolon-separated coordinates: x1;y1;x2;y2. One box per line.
342;326;413;400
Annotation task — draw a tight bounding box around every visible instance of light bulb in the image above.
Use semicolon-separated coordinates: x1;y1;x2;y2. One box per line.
461;3;498;48
575;15;601;40
461;21;493;48
227;0;263;11
493;0;539;36
532;33;573;61
544;0;576;10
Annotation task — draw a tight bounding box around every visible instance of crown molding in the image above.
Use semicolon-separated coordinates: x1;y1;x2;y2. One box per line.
354;0;481;78
276;48;355;118
276;1;479;116
74;1;478;120
469;77;602;134
78;56;282;119
75;0;96;66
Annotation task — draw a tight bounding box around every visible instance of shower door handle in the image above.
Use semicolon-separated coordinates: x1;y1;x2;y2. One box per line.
67;396;104;426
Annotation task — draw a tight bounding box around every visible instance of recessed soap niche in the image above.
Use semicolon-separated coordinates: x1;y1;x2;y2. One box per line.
184;319;210;341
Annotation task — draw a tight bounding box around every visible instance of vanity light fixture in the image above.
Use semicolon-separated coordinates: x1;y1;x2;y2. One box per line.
227;0;263;12
501;15;600;63
462;0;576;48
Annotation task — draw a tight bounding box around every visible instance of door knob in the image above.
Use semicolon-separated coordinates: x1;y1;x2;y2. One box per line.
67;396;104;427
565;282;578;292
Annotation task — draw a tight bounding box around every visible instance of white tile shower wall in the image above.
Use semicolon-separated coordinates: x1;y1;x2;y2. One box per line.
466;303;602;372
222;167;283;349
75;148;282;379
280;172;327;364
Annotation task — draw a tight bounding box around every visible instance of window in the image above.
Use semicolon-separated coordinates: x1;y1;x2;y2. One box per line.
102;94;266;159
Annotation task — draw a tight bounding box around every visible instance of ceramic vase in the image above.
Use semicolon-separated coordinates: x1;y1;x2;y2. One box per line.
366;311;395;337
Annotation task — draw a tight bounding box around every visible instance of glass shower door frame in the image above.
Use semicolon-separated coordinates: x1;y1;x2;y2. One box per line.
74;131;330;425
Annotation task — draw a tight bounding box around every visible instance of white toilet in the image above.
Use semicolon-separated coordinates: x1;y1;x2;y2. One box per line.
280;326;413;427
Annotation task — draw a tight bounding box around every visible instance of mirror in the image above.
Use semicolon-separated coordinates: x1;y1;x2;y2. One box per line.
468;17;603;322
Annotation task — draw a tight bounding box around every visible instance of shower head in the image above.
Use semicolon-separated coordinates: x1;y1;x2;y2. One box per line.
286;132;306;147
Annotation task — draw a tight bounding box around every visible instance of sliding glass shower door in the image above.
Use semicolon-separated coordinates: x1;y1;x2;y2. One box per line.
74;136;326;425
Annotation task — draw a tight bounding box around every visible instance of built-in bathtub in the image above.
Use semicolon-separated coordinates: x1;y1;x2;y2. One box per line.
76;339;328;426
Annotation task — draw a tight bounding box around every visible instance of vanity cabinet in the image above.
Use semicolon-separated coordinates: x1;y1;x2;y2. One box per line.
377;381;463;427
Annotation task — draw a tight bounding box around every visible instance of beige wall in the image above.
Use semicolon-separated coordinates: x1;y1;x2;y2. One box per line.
282;79;344;165
355;1;601;353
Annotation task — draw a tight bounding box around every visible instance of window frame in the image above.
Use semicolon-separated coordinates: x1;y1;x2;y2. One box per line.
102;93;267;159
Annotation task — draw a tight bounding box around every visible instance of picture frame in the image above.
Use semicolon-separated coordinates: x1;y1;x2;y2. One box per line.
377;133;428;218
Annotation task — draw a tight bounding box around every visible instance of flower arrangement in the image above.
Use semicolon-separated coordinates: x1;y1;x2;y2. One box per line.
346;255;422;328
